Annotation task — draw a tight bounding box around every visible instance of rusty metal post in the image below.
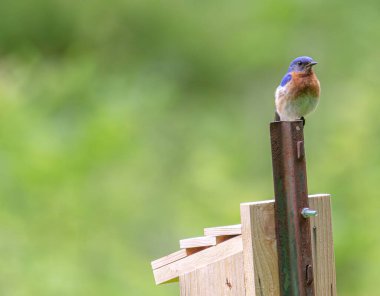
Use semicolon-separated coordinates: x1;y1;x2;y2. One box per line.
270;120;315;296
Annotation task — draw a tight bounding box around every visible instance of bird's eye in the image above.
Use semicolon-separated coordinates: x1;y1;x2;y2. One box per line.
297;61;302;66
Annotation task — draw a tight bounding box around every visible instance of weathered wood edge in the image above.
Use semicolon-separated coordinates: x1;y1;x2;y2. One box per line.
204;224;242;236
153;235;243;285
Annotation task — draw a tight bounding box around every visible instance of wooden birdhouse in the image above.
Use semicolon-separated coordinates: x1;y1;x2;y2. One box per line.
152;121;338;295
151;194;336;295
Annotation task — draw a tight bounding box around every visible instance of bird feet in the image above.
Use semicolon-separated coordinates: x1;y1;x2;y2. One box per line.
274;112;281;121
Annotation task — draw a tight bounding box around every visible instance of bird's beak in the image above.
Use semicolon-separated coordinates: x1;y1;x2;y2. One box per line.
305;61;317;70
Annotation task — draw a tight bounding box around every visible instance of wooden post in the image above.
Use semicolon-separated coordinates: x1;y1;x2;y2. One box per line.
240;194;337;296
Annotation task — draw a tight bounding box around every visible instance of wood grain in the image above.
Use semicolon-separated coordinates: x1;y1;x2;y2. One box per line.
240;194;336;296
180;235;231;249
204;224;242;236
152;248;210;271
179;236;216;249
240;199;279;296
153;235;243;285
179;252;245;296
309;194;337;295
151;249;189;270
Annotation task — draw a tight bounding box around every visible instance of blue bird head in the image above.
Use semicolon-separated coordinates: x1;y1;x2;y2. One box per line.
288;56;318;73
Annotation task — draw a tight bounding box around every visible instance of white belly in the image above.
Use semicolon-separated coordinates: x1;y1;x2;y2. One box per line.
276;94;319;121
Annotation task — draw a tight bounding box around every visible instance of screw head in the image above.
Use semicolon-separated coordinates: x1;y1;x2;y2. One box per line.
301;208;318;218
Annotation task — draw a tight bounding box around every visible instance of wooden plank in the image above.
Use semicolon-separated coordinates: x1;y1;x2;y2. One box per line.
179;235;231;249
180;236;217;249
309;194;337;295
240;194;336;296
240;199;278;296
152;247;209;270
153;235;243;285
179;252;245;296
204;224;242;236
151;249;188;270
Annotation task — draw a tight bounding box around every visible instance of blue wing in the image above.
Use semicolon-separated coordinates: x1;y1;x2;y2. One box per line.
280;73;292;87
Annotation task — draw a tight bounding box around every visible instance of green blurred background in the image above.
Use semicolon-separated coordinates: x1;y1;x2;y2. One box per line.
0;0;379;295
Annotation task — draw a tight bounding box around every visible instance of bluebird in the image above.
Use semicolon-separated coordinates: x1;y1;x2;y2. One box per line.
275;56;320;125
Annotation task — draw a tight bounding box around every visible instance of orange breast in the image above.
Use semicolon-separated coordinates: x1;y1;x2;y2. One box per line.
288;71;320;99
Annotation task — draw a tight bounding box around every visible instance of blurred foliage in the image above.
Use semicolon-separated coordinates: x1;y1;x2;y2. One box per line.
0;0;379;295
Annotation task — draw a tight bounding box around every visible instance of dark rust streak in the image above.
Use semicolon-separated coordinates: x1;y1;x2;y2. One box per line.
258;276;264;296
